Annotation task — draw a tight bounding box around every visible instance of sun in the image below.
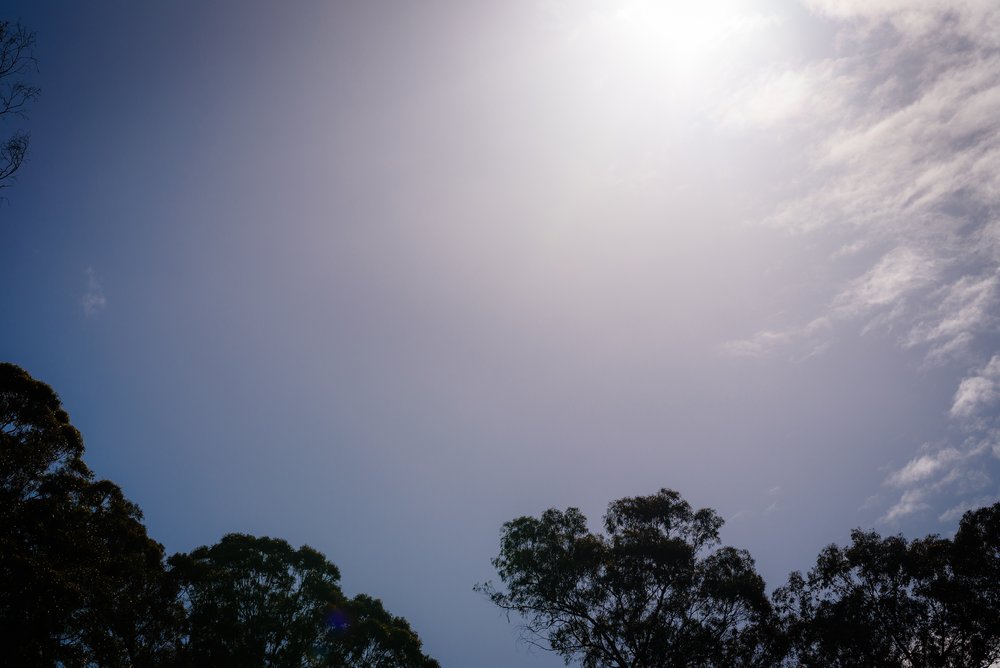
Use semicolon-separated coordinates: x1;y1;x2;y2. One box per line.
616;3;745;57
573;0;779;84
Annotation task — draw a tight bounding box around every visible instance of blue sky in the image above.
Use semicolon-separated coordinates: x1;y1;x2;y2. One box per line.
3;1;1000;666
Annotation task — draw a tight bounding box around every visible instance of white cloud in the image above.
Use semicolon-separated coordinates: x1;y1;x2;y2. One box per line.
881;436;996;522
81;267;107;317
882;489;930;523
721;317;830;360
885;448;961;487
939;494;999;522
721;61;854;130
720;1;1000;522
834;247;936;315
802;0;1000;46
904;274;999;363
950;355;1000;418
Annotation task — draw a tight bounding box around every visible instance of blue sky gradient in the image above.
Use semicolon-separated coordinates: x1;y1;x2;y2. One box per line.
4;2;1000;666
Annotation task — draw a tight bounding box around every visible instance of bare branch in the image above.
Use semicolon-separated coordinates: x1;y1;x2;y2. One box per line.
0;130;27;186
0;20;38;194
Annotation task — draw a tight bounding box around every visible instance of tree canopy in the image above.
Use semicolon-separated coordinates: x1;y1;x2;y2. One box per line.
169;533;439;667
170;533;345;666
775;516;1000;667
0;363;439;667
483;489;1000;668
9;359;1000;668
0;362;180;666
478;489;778;668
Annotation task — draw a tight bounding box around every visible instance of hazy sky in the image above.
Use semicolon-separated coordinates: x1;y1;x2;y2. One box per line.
4;1;1000;666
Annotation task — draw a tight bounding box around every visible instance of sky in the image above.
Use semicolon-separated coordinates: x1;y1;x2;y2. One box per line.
3;1;1000;665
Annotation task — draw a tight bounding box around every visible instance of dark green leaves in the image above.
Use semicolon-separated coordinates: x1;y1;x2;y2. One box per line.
169;534;346;667
479;488;775;668
1;364;439;668
169;533;439;667
0;363;180;667
775;527;1000;667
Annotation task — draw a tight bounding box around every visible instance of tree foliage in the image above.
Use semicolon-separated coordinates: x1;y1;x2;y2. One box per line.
169;533;439;668
0;362;181;666
775;524;1000;668
483;490;1000;667
1;363;439;667
170;533;347;666
11;357;1000;667
478;489;778;668
335;593;441;668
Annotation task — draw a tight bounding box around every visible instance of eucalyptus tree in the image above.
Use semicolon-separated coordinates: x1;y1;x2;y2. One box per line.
170;533;439;668
478;488;781;668
0;362;181;666
776;515;1000;668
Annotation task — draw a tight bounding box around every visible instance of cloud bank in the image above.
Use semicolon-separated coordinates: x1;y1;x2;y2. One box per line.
724;1;1000;522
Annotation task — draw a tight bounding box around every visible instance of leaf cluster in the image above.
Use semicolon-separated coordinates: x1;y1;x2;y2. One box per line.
477;489;778;668
776;521;1000;667
483;489;1000;668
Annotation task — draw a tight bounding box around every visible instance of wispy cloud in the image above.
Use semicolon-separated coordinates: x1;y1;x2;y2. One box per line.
885;448;963;488
722;1;1000;522
720;317;830;360
879;434;996;522
801;0;1000;44
950;355;1000;418
839;249;936;312
81;267;107;317
904;275;999;364
727;485;787;523
880;355;1000;522
883;489;930;523
880;438;992;520
939;495;998;523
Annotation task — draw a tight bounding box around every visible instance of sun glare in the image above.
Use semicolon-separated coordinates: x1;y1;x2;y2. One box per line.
618;4;742;57
575;0;779;84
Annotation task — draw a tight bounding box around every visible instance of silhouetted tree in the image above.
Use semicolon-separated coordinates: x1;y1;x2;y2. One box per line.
20;355;1000;668
0;362;182;666
478;489;780;668
0;20;39;191
170;533;439;668
1;364;439;666
338;593;441;668
776;521;1000;668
